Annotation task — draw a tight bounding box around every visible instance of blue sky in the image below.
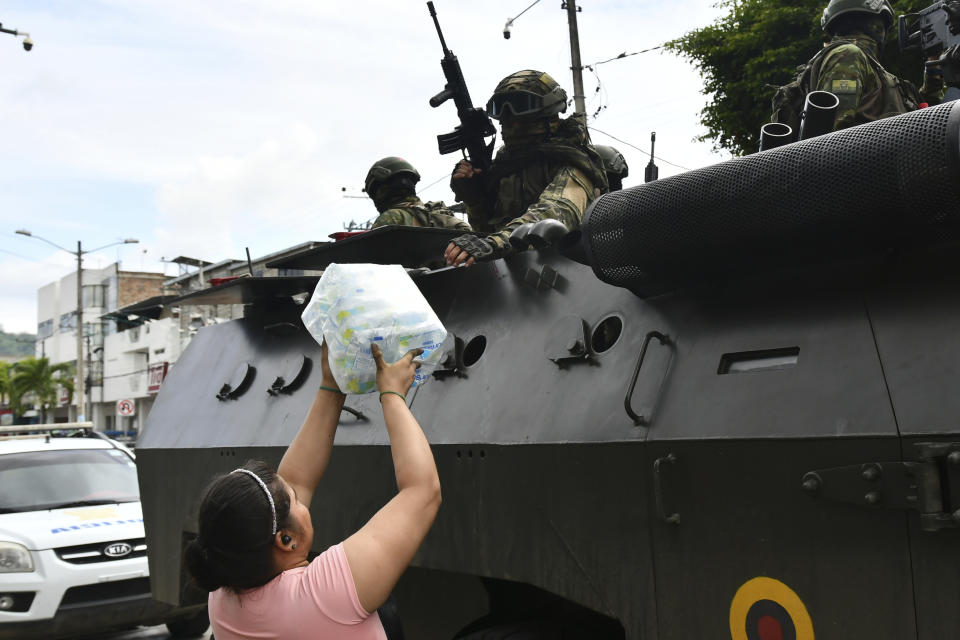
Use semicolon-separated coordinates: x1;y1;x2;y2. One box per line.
0;0;727;334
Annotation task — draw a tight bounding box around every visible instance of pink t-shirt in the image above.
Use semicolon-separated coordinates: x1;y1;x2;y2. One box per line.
208;542;387;640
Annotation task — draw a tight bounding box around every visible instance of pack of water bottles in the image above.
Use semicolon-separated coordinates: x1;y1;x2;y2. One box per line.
301;263;447;394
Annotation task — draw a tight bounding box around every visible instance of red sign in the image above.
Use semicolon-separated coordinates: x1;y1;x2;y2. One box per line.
117;399;136;417
147;362;169;395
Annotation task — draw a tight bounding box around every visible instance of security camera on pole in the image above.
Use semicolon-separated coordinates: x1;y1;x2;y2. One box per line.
0;22;33;51
16;231;139;424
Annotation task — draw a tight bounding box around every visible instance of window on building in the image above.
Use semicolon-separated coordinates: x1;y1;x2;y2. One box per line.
59;311;77;333
278;268;305;277
82;285;105;309
37;319;53;341
105;415;114;430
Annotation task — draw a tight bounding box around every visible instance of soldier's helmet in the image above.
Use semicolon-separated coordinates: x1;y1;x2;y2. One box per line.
595;145;629;180
821;0;894;33
364;157;420;194
486;70;568;121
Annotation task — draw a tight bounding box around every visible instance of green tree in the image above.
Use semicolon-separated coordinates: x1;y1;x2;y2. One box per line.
666;0;930;155
0;329;37;357
0;361;10;408
11;357;74;423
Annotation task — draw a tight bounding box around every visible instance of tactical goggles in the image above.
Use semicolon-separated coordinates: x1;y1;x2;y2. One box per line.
486;91;546;120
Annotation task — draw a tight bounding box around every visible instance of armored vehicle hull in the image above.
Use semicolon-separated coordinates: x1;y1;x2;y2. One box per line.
139;101;960;639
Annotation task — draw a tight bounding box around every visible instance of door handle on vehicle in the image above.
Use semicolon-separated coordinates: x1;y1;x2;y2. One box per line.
624;331;672;426
654;453;680;525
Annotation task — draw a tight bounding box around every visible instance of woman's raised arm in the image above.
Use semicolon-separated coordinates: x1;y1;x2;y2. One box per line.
343;344;442;613
277;341;345;507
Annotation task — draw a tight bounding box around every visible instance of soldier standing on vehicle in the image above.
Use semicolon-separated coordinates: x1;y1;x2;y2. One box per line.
367;156;470;230
444;70;608;267
777;0;945;131
595;145;629;192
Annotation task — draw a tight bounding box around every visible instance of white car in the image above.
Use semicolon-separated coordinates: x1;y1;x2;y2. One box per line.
0;425;208;639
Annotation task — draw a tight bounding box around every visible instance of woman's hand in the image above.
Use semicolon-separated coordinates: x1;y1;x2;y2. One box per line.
320;340;341;393
370;342;423;395
371;343;423;396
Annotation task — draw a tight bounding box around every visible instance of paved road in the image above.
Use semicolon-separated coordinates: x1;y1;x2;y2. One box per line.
100;624;213;639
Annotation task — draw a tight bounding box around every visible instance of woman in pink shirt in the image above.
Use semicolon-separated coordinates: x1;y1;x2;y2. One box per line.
184;342;441;639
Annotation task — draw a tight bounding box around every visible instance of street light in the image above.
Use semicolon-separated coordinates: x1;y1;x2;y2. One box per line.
16;230;139;423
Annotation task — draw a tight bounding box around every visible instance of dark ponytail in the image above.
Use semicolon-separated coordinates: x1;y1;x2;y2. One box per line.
184;460;293;592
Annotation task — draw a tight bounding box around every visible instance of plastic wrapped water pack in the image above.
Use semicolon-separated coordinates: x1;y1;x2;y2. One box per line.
301;263;447;394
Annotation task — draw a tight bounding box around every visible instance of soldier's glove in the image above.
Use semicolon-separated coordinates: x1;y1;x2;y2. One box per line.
450;161;486;204
449;233;514;263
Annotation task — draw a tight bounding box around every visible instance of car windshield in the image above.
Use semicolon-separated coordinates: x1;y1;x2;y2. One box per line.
0;448;139;514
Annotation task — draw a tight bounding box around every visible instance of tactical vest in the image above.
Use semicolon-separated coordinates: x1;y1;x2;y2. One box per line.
772;38;919;131
475;115;609;231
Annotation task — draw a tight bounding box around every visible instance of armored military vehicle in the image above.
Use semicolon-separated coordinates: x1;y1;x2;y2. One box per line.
138;100;960;639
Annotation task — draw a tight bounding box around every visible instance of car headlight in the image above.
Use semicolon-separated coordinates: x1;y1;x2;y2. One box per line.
0;542;34;573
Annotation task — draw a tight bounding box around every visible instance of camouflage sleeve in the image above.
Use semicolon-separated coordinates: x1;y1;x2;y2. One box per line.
372;209;420;229
816;45;878;130
487;165;596;252
426;210;472;231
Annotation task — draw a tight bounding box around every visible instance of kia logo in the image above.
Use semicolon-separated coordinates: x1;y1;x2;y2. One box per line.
103;543;133;558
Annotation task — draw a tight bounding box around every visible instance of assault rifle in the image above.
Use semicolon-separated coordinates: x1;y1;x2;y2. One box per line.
899;1;960;95
426;1;496;171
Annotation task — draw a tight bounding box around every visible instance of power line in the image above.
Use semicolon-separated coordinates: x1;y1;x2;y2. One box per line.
417;172;450;195
588;127;692;172
585;64;609;120
580;40;674;122
586;43;666;69
0;246;76;268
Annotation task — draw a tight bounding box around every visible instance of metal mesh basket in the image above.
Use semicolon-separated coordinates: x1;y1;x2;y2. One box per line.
583;101;960;296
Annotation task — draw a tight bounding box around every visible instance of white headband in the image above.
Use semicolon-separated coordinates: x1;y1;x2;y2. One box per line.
231;468;277;536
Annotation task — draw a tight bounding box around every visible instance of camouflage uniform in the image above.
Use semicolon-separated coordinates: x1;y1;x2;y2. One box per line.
457;113;608;254
365;156;471;231
449;71;608;261
372;195;470;230
815;34;943;129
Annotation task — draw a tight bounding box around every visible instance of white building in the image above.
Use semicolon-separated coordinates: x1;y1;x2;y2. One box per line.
36;264;168;431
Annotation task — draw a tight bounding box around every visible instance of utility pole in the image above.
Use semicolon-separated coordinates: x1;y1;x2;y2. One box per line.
76;241;85;422
564;1;586;115
15;230;138;426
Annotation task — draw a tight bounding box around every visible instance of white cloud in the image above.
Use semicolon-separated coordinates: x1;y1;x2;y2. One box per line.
152;123;340;260
0;251;77;334
1;0;731;325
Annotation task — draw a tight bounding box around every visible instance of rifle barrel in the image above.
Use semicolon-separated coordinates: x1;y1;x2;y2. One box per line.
427;2;450;54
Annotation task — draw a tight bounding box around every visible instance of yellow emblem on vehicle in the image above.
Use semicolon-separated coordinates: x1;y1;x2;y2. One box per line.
64;506;119;521
729;576;814;640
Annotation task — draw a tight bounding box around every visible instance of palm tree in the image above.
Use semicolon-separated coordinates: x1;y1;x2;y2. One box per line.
11;357;74;423
0;361;10;408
